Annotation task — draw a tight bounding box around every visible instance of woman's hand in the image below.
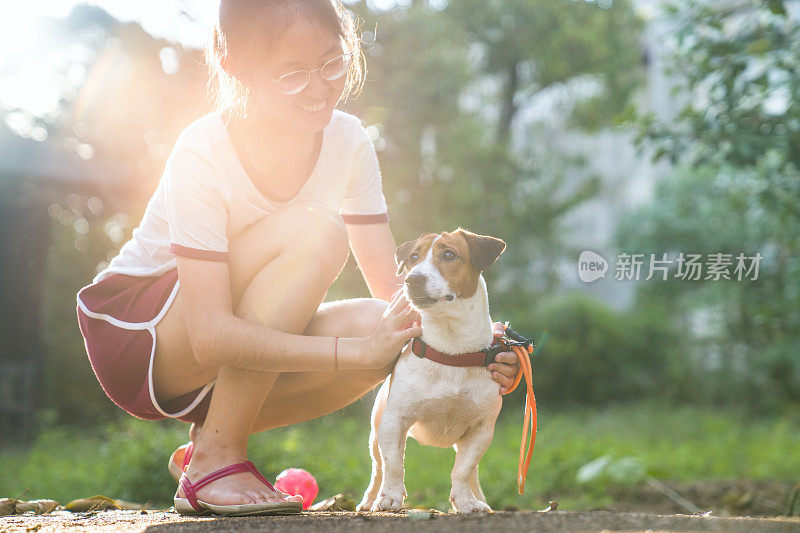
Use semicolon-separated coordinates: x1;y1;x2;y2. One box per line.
360;291;422;369
488;321;521;394
488;352;520;394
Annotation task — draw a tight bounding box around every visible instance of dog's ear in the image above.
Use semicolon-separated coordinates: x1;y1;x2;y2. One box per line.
455;229;506;272
395;239;415;276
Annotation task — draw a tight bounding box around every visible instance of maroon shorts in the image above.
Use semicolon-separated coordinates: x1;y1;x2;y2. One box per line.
76;269;214;424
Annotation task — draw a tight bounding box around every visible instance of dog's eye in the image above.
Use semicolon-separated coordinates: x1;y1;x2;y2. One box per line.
409;252;419;262
442;250;456;261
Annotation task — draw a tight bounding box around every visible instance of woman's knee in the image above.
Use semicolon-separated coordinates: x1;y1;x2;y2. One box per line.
346;298;394;383
346;298;388;338
276;201;345;243
229;202;349;289
292;201;347;232
254;202;347;264
303;298;392;383
295;205;349;269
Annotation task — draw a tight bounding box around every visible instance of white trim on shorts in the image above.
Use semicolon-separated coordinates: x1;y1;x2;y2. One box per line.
76;278;216;419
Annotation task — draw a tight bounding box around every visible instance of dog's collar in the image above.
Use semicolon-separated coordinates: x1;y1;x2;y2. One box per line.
410;337;506;367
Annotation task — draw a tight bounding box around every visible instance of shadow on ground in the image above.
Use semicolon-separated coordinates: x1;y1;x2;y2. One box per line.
3;510;800;532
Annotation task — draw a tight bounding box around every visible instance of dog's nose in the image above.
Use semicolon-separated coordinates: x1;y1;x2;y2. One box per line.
405;272;427;291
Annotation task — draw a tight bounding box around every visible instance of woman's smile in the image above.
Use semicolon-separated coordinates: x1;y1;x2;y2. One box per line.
298;99;327;113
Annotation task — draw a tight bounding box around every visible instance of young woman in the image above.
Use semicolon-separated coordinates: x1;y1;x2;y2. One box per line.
76;0;520;516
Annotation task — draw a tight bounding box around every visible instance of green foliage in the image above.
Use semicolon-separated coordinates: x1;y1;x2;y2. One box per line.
615;162;800;410
443;0;644;137
342;0;644;303
0;414;182;504
2;403;799;510
522;293;692;405
41;197;134;424
621;0;800;412
634;0;800;178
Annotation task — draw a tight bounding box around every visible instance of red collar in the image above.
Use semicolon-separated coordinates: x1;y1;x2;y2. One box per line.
410;337;504;367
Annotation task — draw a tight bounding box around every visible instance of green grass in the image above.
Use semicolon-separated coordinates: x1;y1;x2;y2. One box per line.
2;402;799;511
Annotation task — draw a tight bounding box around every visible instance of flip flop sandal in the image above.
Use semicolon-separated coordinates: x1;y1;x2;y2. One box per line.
174;460;303;516
169;441;194;482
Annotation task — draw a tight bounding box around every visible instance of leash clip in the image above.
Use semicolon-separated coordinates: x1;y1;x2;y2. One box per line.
502;325;535;355
483;323;536;367
483;339;533;366
482;344;506;366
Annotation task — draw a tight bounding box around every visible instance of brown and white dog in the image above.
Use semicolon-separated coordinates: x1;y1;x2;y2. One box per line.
357;228;506;513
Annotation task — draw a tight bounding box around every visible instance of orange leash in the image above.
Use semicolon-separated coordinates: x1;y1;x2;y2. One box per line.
497;330;536;495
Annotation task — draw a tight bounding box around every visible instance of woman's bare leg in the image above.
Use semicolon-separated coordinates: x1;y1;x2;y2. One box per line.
155;201;355;505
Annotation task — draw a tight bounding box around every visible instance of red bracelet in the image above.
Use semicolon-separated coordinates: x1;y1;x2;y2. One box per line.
334;336;339;371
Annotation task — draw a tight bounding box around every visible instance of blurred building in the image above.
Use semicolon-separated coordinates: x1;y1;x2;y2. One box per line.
512;0;683;309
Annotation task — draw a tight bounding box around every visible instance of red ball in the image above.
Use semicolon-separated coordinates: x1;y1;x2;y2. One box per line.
274;467;318;510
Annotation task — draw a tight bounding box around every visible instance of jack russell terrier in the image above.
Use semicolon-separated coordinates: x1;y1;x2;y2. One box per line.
358;228;509;513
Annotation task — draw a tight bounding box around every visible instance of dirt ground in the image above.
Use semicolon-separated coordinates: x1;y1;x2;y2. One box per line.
3;480;799;532
605;479;798;516
3;509;800;533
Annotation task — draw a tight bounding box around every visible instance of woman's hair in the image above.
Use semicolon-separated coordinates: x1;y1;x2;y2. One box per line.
206;0;366;119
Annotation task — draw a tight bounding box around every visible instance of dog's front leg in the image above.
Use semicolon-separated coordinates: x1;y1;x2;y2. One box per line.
371;411;411;511
450;423;495;512
469;465;487;504
357;378;390;511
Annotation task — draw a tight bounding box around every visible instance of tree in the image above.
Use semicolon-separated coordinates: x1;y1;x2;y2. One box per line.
621;0;800;409
445;0;644;144
633;0;800;222
338;0;645;310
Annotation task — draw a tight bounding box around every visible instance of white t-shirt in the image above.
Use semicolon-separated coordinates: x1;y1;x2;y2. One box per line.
94;109;388;283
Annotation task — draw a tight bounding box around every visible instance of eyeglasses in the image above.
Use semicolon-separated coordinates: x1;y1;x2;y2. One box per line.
269;53;352;95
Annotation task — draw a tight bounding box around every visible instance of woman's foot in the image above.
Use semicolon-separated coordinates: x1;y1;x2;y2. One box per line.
175;441;303;506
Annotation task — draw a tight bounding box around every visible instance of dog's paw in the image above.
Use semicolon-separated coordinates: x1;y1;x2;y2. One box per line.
451;497;492;513
356;497;374;512
371;491;405;511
